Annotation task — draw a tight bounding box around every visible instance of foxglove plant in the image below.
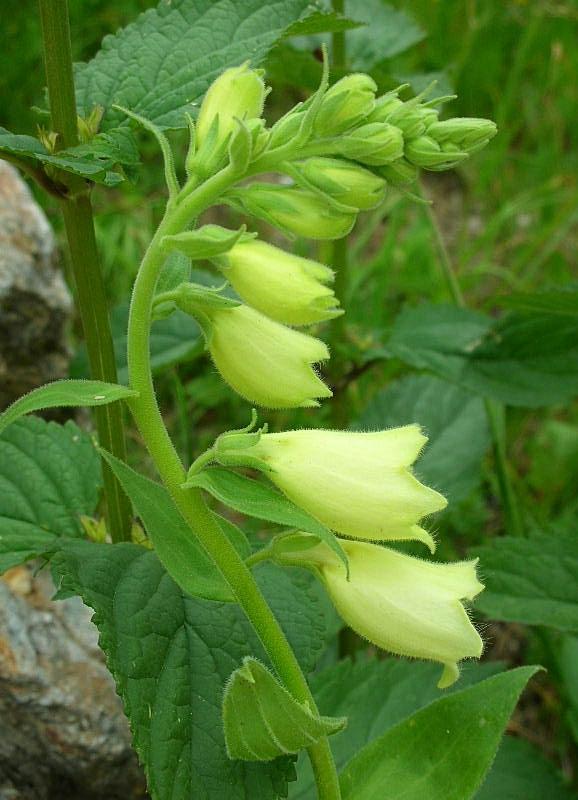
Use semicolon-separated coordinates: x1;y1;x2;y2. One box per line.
1;49;498;800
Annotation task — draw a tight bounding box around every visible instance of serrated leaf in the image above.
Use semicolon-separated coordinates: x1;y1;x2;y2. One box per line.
223;657;346;761
290;658;505;799
0;418;100;574
355;374;490;503
339;666;540;800
74;0;323;131
0;380;137;435
0;126;127;186
473;530;578;632
70;303;203;382
283;10;362;37
49;538;330;800
186;467;348;570
386;303;578;407
101;449;249;602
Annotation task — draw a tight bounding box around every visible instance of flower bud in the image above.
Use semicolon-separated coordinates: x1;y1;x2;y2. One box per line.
188;302;332;408
314;73;377;136
295;157;386;210
427;117;497;154
378;157;418;187
215;239;341;326
196;63;267;150
245;425;447;551
405;134;469;171
228;184;357;240
290;538;483;688
334;123;404;166
369;95;438;140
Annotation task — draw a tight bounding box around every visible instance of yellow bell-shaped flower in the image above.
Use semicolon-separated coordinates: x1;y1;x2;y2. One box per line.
290;537;484;688
215;240;341;326
249;425;447;551
206;304;332;408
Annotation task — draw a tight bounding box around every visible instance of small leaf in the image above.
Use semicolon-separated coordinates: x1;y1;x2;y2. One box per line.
223;657;346;761
0;418;100;574
101;449;250;602
339;666;540;800
283;11;363;37
473;529;578;632
186;467;348;570
0;379;137;435
155;251;192;295
163;224;249;260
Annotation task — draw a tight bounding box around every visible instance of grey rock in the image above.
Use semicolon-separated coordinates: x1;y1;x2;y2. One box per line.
0;163;72;409
0;565;147;800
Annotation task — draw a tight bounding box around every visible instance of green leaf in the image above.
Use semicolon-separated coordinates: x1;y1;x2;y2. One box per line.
355;375;490;503
101;450;250;602
473;531;578;632
475;736;577;800
496;285;578;316
0;380;137;435
223;657;346;761
339;666;539;800
50;537;330;800
186;467;348;570
290;0;424;72
283;10;362;37
0;418;100;574
290;658;505;799
70;303;203;382
155;251;192;295
386;303;578;407
0;126;128;186
74;0;324;131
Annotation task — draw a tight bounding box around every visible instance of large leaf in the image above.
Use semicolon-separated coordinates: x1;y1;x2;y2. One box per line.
223;657;345;761
186;467;348;568
497;285;578;316
355;374;490;503
102;449;249;602
74;0;337;131
473;531;578;632
50;538;330;800
339;666;539;800
0;418;100;574
386;304;578;407
0;380;137;435
290;658;504;799
71;303;203;382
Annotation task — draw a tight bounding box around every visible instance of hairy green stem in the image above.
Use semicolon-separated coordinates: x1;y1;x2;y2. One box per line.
127;168;342;800
420;179;523;535
38;0;131;542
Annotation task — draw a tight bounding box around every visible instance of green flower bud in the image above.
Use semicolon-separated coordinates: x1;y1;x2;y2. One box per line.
196;63;267;150
183;301;332;408
245;424;447;551
288;538;483;688
427;117;497;154
314;73;377;136
215;239;341;326
228;184;357;240
269;108;304;150
405;134;469;171
378;157;418;187
334;123;404;166
295;157;386;211
368;92;404;121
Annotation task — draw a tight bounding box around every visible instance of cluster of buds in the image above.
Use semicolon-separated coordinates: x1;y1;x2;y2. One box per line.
166;61;494;686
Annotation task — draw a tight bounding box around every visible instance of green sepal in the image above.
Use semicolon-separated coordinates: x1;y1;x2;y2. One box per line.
165;281;241;345
228;119;253;175
162;224;255;260
223;657;346;761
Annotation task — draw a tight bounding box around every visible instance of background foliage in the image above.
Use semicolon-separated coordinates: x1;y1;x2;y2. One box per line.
1;0;577;798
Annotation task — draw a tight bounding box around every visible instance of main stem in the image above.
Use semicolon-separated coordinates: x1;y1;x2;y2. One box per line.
38;0;131;542
420;180;522;535
127;170;341;800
